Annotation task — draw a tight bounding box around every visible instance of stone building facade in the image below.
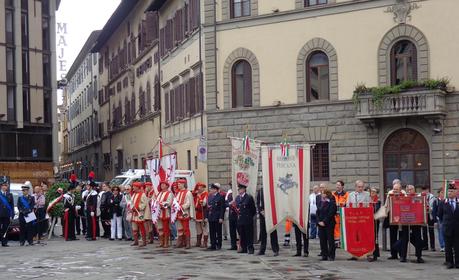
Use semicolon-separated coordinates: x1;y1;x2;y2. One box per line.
0;0;60;184
204;0;459;194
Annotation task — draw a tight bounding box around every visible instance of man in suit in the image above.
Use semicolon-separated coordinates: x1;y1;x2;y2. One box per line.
63;184;78;241
257;187;279;256
0;181;14;247
17;185;35;246
226;185;238;250
235;184;256;254
207;183;225;250
438;184;459;269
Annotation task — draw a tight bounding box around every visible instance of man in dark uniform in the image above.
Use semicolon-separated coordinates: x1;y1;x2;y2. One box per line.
256;187;279;256
99;183;113;238
0;180;14;247
17;185;35;246
85;181;98;241
226;184;238;250
438;184;459;269
207;183;225;250
235;184;256;254
63;184;78;241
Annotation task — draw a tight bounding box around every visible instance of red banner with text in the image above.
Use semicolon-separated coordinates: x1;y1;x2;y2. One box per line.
340;206;375;258
389;195;427;225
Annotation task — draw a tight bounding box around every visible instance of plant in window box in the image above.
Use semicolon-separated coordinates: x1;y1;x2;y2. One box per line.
353;77;451;109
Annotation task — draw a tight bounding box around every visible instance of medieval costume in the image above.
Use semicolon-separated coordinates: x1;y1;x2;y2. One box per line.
193;182;208;248
175;179;195;249
131;182;148;247
154;181;174;248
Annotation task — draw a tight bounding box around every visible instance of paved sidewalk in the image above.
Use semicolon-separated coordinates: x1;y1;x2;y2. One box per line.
0;237;458;280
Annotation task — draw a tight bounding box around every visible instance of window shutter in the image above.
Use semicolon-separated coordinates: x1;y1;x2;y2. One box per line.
190;77;196;115
180;84;185;119
145;11;155;45
170;88;175;122
146;83;152;113
159;28;165;56
165;92;170;123
131;92;136;121
184;80;190;117
243;62;253;107
184;3;189;35
197;72;203;112
154;76;160;111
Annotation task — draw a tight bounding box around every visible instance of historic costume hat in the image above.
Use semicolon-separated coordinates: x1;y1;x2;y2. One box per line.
210;183;221;190
237;183;248;189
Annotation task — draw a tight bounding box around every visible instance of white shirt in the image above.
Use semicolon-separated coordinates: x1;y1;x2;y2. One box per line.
347;191;371;207
309;193;318;215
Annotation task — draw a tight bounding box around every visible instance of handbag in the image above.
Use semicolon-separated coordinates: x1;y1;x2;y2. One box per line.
374;204;388;220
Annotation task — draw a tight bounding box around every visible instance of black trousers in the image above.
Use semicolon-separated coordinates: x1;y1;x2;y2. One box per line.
19;215;34;245
0;217;10;246
209;221;223;249
373;221;380;258
75;215;81;234
445;231;459;265
318;224;335;259
85;211;97;239
35;208;46;237
229;218;238;248
237;222;254;252
294;224;309;254
259;215;279;253
389;225;403;258
64;211;76;240
400;226;422;258
422;217;435;249
101;212;111;237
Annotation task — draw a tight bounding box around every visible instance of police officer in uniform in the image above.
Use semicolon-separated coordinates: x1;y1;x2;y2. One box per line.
235;184;256;254
18;185;35;246
438;184;459;269
0;180;14;247
207;183;225;250
256;187;279;256
63;184;78;241
226;185;238;250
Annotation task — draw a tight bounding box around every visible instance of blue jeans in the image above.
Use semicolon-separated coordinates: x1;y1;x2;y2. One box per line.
310;214;317;239
437;221;445;249
170;221;177;240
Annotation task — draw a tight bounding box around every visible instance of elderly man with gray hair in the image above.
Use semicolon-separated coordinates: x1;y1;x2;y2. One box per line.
346;180;371;207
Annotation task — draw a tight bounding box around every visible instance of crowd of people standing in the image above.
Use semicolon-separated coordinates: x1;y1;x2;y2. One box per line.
1;175;458;270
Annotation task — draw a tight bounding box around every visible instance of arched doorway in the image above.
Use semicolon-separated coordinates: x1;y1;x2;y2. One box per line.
383;128;430;194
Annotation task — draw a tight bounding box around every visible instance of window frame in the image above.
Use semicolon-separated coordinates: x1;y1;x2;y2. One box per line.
231;60;252;108
306;51;330;102
311;143;330;181
230;0;251;19
390;40;418;85
304;0;328;7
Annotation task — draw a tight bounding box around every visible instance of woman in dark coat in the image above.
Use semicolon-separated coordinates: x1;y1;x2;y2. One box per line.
317;189;337;261
368;187;382;262
109;187;123;240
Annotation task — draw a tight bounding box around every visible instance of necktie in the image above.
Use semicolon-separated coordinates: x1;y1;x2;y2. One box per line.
451;200;456;211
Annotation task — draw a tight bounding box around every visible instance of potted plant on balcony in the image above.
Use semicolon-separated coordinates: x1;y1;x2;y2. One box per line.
353;78;451;108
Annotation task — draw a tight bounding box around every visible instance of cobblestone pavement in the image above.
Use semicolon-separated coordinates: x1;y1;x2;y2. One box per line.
0;237;458;280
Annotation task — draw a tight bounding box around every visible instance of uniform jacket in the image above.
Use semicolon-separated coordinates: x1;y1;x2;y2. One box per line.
235;192;256;225
438;198;459;237
17;195;35;218
207;192;225;222
226;192;238;221
256;188;265;216
176;189;195;219
85;190;98;213
0;191;14;218
156;190;173;219
316;197;337;228
100;191;113;220
63;192;76;213
194;191;208;221
333;191;349;212
131;192;148;222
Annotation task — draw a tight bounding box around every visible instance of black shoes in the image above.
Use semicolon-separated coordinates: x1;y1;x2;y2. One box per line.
446;263;454;269
273;251;279;257
415;257;425;263
1;244;9;247
293;252;301;257
400;258;407;263
248;249;254;254
257;251;265;256
348;257;358;261
228;246;237;250
387;256;398;260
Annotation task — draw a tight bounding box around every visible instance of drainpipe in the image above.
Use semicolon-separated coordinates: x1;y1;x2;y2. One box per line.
199;0;204;136
213;0;218;111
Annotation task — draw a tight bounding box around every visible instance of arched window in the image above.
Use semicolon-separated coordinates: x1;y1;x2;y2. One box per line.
131;91;136;121
306;51;329;102
146;82;151;113
231;60;252;108
391;40;417;85
139;86;145;117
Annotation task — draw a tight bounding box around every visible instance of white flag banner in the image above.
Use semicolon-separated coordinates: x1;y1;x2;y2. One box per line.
147;158;161;190
261;144;311;234
162;153;177;184
231;137;261;198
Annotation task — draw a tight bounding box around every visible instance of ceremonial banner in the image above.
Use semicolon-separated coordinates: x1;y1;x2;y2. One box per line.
147;153;177;190
340;207;375;257
261;144;310;233
231;136;261;197
390;195;427;225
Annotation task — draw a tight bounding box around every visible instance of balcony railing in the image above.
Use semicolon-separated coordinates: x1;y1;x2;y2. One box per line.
355;89;447;120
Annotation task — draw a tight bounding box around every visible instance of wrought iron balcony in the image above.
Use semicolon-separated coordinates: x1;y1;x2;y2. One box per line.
355;89;447;121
